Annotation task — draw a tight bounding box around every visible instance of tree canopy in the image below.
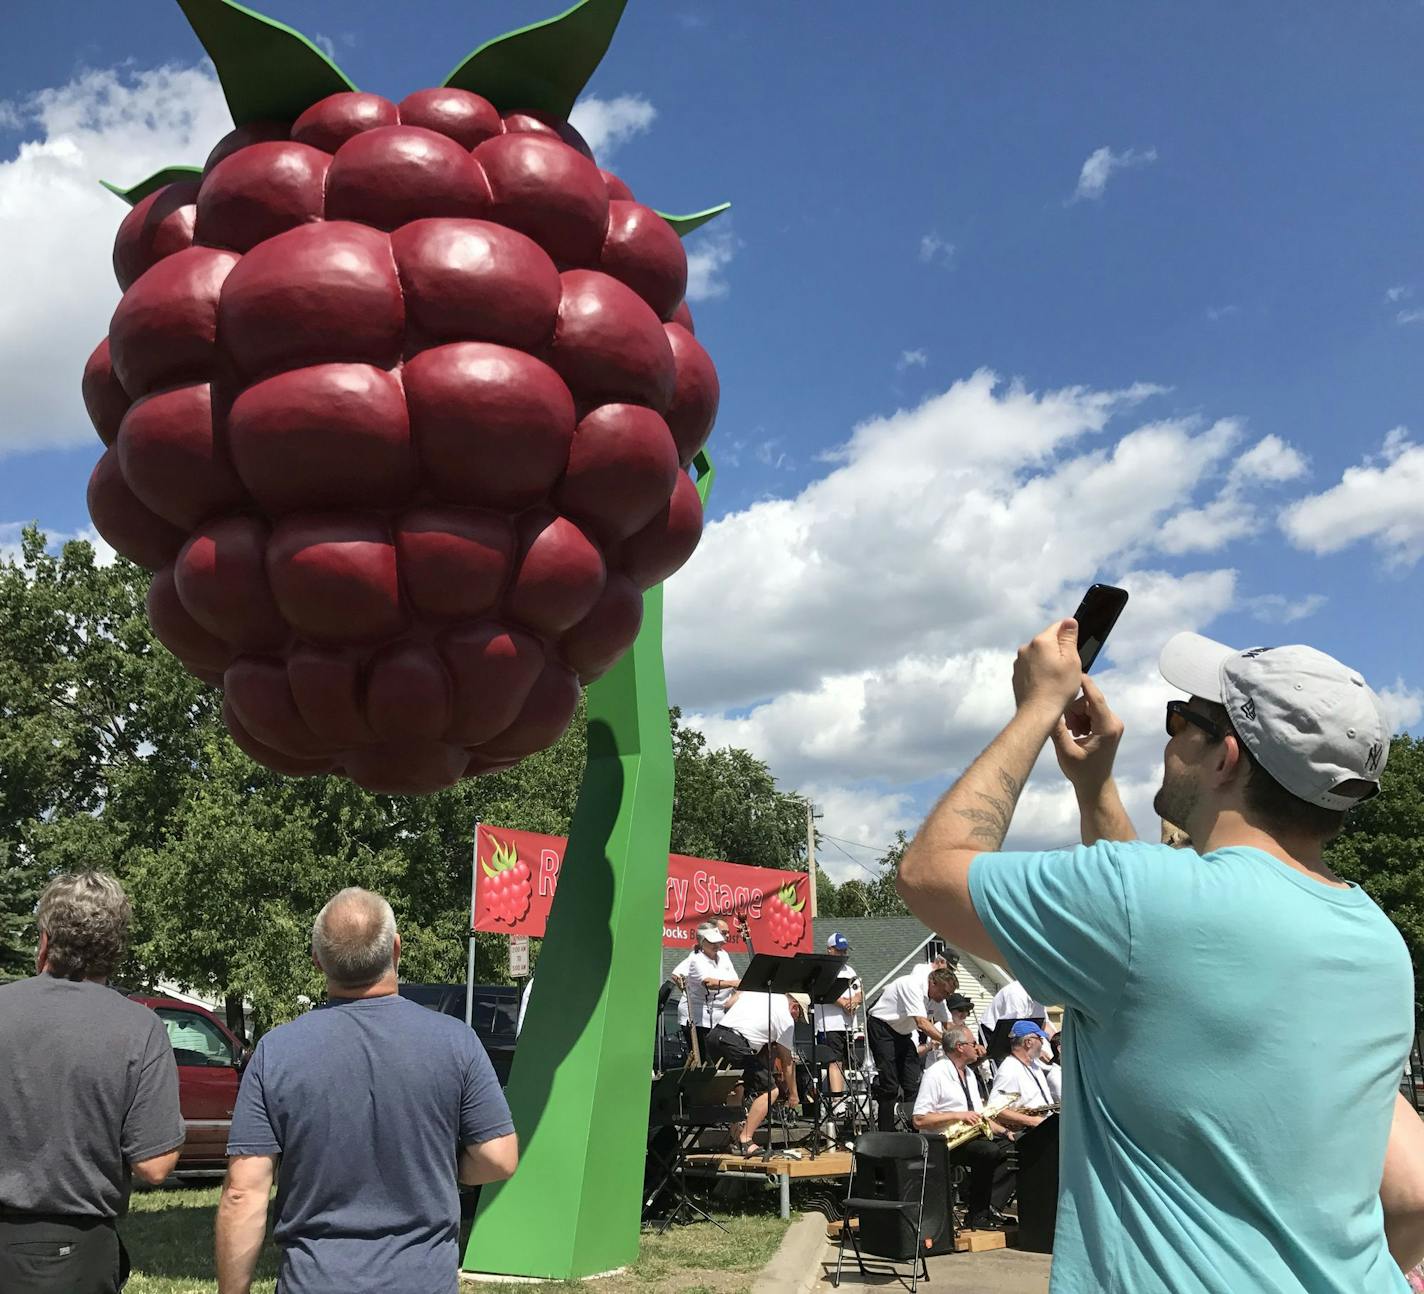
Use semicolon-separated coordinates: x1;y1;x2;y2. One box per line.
1327;734;1424;1021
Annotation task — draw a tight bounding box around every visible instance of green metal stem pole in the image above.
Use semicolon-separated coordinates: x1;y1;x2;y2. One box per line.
462;583;675;1278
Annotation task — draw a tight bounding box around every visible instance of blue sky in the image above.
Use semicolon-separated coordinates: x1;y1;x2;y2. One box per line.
2;1;1421;876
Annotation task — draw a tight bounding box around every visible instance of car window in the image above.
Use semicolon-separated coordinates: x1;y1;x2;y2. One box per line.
157;1008;233;1066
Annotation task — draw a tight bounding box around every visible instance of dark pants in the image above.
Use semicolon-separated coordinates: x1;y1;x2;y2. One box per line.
952;1138;1015;1218
0;1215;127;1294
868;1016;922;1131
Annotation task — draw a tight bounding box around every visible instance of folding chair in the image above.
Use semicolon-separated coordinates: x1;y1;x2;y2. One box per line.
832;1131;932;1292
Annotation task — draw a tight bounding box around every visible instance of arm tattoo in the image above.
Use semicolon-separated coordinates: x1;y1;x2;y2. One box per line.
952;769;1023;847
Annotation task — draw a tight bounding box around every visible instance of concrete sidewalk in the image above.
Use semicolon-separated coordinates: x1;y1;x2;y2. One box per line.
817;1242;1051;1292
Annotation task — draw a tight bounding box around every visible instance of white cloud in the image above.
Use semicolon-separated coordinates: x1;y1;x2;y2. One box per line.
1378;682;1424;733
0;63;231;458
1280;430;1424;568
568;93;656;162
1153;432;1309;555
1205;304;1239;322
684;224;736;302
1;521;117;567
1071;145;1158;202
919;232;954;268
1245;593;1326;625
661;369;1298;850
1397;308;1424;326
1385;285;1412;304
896;348;928;372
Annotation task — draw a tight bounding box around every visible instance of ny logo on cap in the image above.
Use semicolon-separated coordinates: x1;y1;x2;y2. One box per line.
1366;741;1383;773
1240;647;1272;659
1240;696;1257;722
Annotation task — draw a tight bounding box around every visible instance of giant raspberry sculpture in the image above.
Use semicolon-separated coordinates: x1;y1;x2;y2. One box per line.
82;0;726;794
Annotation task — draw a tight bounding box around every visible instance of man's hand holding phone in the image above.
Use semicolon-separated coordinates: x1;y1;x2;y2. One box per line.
1052;675;1125;794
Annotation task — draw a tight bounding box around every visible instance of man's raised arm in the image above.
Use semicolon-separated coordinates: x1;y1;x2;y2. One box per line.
896;620;1084;961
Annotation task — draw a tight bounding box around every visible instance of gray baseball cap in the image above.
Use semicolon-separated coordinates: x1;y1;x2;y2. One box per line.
1159;633;1390;810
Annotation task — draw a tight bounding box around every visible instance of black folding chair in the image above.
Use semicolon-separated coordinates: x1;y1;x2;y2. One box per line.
833;1131;932;1292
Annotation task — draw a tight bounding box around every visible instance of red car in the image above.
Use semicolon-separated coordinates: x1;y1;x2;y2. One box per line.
129;993;248;1172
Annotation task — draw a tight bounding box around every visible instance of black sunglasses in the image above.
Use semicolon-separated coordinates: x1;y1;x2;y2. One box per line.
1165;700;1225;741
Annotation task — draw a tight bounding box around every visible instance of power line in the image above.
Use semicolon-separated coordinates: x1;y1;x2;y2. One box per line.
821;835;886;882
818;830;898;856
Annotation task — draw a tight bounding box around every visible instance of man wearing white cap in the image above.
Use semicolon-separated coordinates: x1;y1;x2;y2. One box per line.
684;922;738;1059
895;618;1424;1291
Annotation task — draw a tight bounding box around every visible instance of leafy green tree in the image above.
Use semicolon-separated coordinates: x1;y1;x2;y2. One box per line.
1328;734;1424;1020
669;709;808;871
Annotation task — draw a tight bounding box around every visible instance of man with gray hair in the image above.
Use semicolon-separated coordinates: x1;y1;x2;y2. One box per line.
215;887;517;1294
0;871;184;1293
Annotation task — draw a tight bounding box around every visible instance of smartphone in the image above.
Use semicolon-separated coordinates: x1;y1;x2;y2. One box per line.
1072;584;1129;672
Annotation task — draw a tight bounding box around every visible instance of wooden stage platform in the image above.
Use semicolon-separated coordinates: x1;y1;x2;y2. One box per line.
685;1148;852;1218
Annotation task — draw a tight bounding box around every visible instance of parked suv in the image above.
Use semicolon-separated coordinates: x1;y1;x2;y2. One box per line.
128;993;247;1172
397;983;519;1084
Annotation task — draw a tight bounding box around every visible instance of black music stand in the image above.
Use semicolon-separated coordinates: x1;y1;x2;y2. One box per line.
1013;1112;1060;1252
983;1016;1046;1066
738;952;847;1161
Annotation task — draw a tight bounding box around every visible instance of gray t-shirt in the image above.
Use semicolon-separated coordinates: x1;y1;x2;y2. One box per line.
228;993;514;1294
0;976;184;1218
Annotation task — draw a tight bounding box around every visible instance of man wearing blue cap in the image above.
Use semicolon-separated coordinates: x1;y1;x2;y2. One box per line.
895;619;1424;1292
821;933;861;1134
988;1021;1053;1132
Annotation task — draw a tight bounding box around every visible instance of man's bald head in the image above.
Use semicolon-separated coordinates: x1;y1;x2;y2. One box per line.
312;888;398;989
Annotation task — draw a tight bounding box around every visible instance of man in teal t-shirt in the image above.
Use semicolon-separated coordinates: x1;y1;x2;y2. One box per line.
896;620;1424;1292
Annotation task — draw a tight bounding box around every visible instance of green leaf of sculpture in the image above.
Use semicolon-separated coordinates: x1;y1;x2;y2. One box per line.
176;0;357;127
657;204;731;238
692;449;716;508
443;0;628;118
100;166;203;207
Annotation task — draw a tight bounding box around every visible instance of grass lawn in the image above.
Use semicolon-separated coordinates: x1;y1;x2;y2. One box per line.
123;1185;791;1294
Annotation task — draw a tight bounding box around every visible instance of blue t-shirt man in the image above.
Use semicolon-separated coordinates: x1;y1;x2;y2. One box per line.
896;622;1416;1293
972;840;1412;1293
228;994;514;1294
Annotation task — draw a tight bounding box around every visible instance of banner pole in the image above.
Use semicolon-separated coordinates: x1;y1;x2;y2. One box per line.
465;821;480;1029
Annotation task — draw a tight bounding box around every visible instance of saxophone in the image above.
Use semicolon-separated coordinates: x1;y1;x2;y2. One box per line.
941;1092;1018;1150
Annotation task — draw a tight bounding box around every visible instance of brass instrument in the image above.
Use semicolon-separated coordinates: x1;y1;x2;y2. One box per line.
941;1092;1017;1150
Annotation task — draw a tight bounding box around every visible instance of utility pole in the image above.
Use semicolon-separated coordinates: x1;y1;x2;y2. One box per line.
807;801;819;918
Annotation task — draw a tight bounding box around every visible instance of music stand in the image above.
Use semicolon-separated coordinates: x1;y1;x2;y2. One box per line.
738;952;847;1161
983;1016;1045;1066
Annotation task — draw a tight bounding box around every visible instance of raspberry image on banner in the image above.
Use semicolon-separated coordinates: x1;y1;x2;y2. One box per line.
83;0;728;794
765;883;807;949
481;839;533;926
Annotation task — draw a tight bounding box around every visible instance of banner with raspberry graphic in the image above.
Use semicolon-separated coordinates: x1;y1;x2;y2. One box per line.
472;823;813;954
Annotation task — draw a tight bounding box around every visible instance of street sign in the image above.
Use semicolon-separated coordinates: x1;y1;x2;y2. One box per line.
508;935;529;977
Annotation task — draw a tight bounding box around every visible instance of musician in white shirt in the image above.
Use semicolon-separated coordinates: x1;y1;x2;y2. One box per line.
820;933;862;1099
684;922;739;1055
705;991;800;1156
979;978;1054;1060
867;966;957;1130
989;1021;1054;1130
921;993;974;1068
909;953;955;1038
912;1025;1015;1228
